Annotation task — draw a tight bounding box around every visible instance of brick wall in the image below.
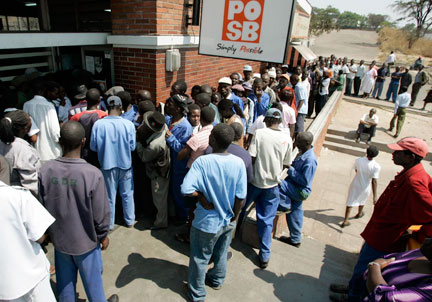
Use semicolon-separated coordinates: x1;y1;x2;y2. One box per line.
113;47;158;98
155;48;264;101
111;0;157;35
156;0;200;35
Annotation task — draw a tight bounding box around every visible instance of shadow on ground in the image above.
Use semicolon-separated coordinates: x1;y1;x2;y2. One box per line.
304;209;343;233
116;253;188;299
254;244;356;301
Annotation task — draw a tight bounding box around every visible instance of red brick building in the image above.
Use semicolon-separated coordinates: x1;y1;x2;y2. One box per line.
0;0;313;101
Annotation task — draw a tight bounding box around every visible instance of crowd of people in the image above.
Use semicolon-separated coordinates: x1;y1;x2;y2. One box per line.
0;53;430;302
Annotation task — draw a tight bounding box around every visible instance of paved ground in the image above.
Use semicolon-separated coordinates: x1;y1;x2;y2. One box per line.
310;30;380;62
44;76;431;302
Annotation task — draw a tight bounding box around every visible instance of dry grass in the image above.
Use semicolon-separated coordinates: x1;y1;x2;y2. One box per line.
377;27;432;67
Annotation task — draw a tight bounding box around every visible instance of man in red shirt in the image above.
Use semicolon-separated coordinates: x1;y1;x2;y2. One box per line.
330;137;432;302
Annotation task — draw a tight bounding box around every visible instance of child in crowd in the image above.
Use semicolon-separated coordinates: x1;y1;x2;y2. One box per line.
188;104;201;135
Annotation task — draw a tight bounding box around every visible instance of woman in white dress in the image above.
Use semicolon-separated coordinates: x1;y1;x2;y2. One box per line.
360;63;378;99
341;146;380;227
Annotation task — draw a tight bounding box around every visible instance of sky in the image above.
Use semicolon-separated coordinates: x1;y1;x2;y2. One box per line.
307;0;404;24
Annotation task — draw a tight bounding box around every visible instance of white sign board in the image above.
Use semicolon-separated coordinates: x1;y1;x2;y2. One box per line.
199;0;296;63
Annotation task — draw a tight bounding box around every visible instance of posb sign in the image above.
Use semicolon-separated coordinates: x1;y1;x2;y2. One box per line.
222;0;265;43
199;0;295;63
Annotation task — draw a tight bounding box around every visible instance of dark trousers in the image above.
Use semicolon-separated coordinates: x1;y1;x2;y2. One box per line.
411;82;422;105
345;78;353;95
315;94;328;115
356;124;376;140
308;90;317;117
353;77;361;96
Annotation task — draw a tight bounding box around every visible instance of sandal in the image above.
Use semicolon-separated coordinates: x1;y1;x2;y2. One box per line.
354;212;365;219
340;221;351;228
175;232;190;244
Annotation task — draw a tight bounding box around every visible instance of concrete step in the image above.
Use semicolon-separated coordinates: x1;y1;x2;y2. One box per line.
325;128;432;161
325;131;393;154
323;139;366;158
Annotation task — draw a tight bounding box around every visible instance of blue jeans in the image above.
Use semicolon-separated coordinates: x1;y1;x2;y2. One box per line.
171;170;189;220
386;81;399;102
295;113;306;133
188;223;236;302
101;167;135;229
348;242;386;302
372;81;384;98
246;184;280;262
55;247;106;302
280;180;304;243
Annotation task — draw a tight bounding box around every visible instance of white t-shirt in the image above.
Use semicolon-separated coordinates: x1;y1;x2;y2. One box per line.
347;157;381;207
319;78;331;95
347;64;357;79
0;181;55;300
385;53;396;64
356;65;366;78
361;113;379;128
280;102;296;128
249;127;293;189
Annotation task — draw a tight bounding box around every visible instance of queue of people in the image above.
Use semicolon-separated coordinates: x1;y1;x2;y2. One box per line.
0;63;322;302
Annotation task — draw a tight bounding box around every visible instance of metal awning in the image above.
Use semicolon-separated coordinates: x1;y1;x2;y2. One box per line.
293;45;317;62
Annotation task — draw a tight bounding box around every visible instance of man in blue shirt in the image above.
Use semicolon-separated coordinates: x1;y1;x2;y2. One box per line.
278;131;318;247
91;96;136;230
250;78;270;122
218;77;244;111
118;91;138;123
181;124;247;302
385;66;402;102
165;94;193;223
291;74;308;133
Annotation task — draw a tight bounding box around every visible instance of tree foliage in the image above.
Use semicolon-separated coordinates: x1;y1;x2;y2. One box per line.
309;6;340;36
394;0;432;48
309;6;389;36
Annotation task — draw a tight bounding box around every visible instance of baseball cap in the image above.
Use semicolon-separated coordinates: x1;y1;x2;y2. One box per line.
265;108;282;119
218;77;232;85
242;82;252;91
268;70;277;78
279;74;290;82
107;95;122;107
232;84;245;92
387;137;429;158
253;73;261;79
282;64;289;68
243;65;253;72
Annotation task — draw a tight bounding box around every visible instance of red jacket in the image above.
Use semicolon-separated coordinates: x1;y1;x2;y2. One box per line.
361;163;432;253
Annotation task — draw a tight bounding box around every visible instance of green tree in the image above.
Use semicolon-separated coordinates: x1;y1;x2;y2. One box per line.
337;11;365;29
394;0;432;48
367;14;389;30
309;6;340;36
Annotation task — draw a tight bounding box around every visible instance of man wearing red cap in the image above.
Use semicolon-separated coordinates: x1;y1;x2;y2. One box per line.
330;137;432;302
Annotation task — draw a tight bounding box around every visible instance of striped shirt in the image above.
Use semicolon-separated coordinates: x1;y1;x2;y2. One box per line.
186;125;213;168
363;249;432;301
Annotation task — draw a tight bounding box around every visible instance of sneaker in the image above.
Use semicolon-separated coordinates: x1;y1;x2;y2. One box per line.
205;276;223;290
329;293;348;302
258;256;269;269
355;138;360;143
278;236;301;248
107;294;119;302
126;221;137;228
329;283;349;293
227;251;233;261
366;140;371;145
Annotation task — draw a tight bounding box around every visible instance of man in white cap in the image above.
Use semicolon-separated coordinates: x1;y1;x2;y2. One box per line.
281;64;289;74
243;65;254;85
218;77;244;111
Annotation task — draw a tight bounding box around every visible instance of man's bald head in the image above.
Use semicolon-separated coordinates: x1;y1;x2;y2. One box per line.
137;90;152;103
60;121;85;150
200;84;212;96
290;74;300;86
296;131;313;153
86;88;101;107
195;93;211;108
